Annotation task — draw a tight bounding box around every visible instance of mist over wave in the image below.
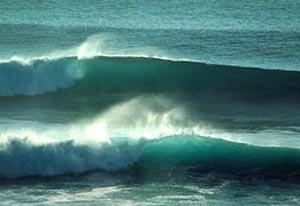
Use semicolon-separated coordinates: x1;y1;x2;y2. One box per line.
0;95;300;179
0;96;203;178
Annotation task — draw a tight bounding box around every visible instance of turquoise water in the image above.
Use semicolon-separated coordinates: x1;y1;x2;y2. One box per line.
0;1;300;205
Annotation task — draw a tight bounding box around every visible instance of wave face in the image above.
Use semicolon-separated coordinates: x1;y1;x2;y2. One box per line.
138;136;300;177
1;56;300;101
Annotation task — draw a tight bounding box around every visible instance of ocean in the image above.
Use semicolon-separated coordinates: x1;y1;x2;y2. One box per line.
0;0;300;205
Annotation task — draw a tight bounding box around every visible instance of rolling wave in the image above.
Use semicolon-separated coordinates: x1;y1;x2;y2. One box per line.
0;34;300;98
138;136;300;178
1;56;300;102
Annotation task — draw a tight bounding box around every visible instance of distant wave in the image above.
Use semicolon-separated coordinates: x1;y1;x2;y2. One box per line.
0;34;200;66
1;56;300;104
1;34;300;97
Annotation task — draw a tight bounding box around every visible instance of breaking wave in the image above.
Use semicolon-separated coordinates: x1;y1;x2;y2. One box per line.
0;96;300;179
0;35;299;99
